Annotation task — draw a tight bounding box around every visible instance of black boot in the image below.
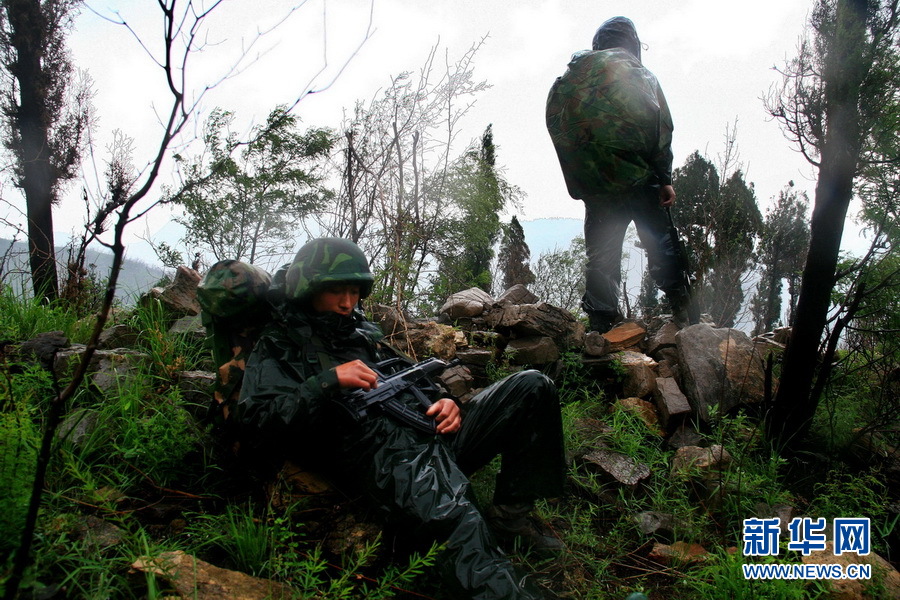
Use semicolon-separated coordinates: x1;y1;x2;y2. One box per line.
486;503;565;552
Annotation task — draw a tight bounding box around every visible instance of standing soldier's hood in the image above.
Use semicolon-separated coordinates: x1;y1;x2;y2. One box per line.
592;16;642;62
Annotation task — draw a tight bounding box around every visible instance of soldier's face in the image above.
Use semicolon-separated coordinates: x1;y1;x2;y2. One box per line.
311;283;361;316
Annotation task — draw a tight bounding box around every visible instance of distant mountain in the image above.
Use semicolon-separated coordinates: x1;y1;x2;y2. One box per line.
0;239;166;303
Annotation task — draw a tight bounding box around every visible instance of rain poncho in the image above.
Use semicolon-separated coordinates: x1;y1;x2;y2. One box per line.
235;271;565;600
546;47;674;198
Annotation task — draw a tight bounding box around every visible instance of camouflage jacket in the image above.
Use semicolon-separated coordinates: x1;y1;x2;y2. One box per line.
546;48;674;198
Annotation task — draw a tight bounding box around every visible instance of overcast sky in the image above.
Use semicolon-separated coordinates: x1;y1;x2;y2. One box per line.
12;0;865;265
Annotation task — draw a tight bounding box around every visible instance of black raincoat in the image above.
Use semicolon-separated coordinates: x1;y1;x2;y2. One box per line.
236;282;565;600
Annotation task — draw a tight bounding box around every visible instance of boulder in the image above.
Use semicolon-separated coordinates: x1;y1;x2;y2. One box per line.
455;348;494;366
97;325;140;350
634;511;689;543
584;331;611;357
648;541;709;565
58;408;100;447
666;423;704;449
617;351;658;398
485;302;584;349
53;346;152;392
802;542;900;600
646;321;679;357
505;336;560;365
602;321;646;352
439;363;475;398
618;397;662;435
132;551;294;599
370;303;411;336
653;377;692;430
441;287;494;319
142;266;202;317
18;331;69;370
392;322;463;360
676;324;766;422
496;284;539;306
176;370;217;412
671;445;733;476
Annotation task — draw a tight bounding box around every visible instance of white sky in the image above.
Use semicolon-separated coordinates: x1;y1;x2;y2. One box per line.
7;0;868;266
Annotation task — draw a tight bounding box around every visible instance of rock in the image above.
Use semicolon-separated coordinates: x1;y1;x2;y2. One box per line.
618;397;662;435
754;503;797;535
97;324;140;350
326;514;384;556
169;314;205;335
602;321;646;351
584;331;611;357
773;326;791;344
54;346;152;391
176;371;216;412
656;358;676;379
58;408;100;447
676;324;767;422
583;448;651;488
647;321;679;357
485;302;584;349
75;515;125;550
648;541;709;565
455;348;494;367
634;511;688;543
653;377;692;430
441;287;494;319
439;363;475;397
18;331;69;370
666;423;704;449
142;266;202;317
496;284;538;306
617;351;658;398
393;322;462;360
671;445;733;475
801;541;900;600
132;551;294;599
505;336;560;365
370;303;411;336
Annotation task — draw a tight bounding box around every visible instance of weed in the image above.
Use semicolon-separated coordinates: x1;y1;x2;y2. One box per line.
0;285;94;343
683;549;821;600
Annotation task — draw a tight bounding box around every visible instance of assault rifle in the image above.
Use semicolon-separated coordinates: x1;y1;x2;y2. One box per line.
337;357;461;435
665;207;700;325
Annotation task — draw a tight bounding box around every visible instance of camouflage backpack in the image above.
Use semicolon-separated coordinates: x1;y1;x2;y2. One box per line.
545;47;673;198
197;239;375;425
197;260;274;423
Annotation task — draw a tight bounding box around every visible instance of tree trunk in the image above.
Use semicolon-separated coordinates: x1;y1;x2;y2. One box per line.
768;0;868;450
7;0;59;301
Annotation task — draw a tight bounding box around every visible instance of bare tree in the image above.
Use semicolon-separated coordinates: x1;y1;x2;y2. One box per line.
4;0;372;594
317;40;489;313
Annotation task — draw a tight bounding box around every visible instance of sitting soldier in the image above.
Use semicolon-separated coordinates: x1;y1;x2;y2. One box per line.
234;237;567;600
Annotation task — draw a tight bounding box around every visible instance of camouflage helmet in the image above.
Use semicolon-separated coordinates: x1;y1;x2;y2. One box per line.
198;260;273;318
284;237;374;301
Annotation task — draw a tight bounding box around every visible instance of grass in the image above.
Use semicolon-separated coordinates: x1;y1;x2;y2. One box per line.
1;291;897;599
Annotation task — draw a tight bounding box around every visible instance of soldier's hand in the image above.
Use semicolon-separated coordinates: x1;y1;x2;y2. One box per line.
335;360;378;390
426;398;461;434
659;184;676;207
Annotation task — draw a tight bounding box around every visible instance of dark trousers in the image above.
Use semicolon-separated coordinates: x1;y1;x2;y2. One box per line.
348;370;564;600
582;186;683;319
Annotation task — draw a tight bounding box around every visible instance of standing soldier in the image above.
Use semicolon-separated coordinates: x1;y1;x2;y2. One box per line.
547;16;692;333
